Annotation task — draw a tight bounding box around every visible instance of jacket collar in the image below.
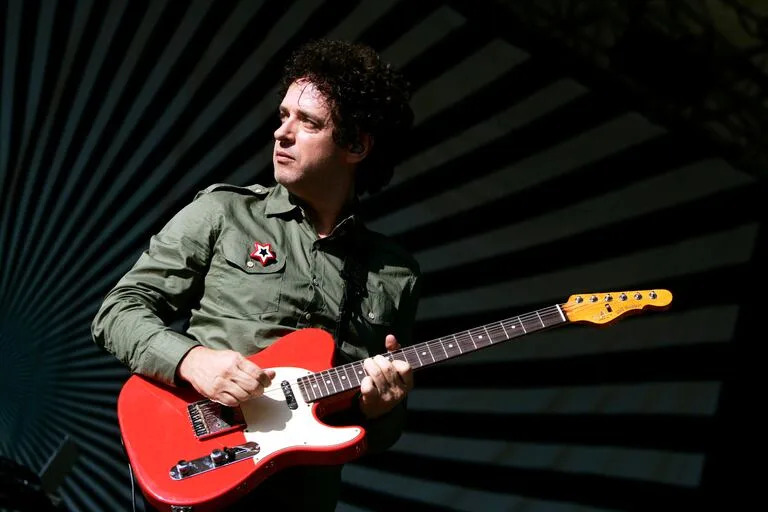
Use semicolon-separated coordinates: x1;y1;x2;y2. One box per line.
264;184;363;238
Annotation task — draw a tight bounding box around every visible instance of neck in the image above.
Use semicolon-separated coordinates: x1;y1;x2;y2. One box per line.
308;202;345;237
286;182;354;237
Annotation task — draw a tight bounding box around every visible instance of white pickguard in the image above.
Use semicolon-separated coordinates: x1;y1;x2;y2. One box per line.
239;366;361;463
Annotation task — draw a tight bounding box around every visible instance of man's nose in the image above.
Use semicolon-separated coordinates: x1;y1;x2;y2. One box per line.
274;118;294;142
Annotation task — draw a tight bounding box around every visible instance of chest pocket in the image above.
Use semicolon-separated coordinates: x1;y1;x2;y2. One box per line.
340;289;397;362
214;237;287;317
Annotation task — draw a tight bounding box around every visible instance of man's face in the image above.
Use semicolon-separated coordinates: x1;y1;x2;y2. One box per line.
273;79;352;193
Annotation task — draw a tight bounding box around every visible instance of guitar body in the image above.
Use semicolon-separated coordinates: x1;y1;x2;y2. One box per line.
118;328;366;511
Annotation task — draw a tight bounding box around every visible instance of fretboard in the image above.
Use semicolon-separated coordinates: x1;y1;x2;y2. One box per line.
296;303;568;403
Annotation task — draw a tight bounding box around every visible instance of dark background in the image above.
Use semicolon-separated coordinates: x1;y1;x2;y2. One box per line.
1;0;764;510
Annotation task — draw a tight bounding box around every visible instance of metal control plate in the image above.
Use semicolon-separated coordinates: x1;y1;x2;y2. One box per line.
169;442;260;480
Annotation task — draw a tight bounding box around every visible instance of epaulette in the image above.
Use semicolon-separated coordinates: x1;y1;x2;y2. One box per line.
194;183;272;200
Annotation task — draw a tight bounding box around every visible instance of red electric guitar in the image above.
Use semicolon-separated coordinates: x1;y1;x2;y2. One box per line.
118;289;672;511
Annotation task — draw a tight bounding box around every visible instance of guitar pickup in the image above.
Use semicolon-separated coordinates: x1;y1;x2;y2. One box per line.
281;380;298;410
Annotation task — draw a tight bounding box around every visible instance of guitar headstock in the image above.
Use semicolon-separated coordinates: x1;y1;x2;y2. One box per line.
562;289;672;325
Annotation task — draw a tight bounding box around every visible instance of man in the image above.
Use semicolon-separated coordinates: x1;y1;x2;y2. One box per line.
92;39;420;510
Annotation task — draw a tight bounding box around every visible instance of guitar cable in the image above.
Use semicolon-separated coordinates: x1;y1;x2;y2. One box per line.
128;462;137;512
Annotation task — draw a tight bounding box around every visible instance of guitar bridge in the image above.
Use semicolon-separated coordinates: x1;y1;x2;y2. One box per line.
187;400;246;439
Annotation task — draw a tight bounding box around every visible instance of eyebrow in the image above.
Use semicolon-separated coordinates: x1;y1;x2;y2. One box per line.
279;105;324;126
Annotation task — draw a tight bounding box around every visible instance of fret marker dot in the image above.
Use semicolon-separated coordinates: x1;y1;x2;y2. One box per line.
511;325;516;329
479;335;483;339
326;380;331;384
448;344;454;348
341;376;346;380
312;384;317;388
421;352;427;356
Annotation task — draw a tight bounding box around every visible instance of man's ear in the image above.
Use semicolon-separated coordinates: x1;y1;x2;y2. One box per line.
346;133;373;163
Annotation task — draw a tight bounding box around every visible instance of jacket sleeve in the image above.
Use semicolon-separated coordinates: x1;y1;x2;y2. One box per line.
91;195;220;385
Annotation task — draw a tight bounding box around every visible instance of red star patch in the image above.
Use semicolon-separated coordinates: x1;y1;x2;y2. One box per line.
250;241;276;266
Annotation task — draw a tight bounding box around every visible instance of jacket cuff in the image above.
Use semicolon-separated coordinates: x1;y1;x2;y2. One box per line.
359;400;407;455
140;330;200;386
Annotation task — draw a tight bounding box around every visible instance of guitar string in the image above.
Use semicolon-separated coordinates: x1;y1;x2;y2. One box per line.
255;295;655;400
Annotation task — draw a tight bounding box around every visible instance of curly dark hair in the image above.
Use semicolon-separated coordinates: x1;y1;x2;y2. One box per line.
279;39;414;195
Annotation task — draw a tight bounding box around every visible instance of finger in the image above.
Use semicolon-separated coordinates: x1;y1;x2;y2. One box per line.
256;370;274;389
237;358;265;379
214;391;240;408
385;334;400;352
359;376;377;398
223;382;252;403
236;361;275;390
392;360;414;391
229;367;263;394
237;365;272;388
363;357;387;391
373;354;399;386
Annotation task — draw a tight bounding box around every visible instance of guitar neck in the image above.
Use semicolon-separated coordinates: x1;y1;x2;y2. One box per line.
297;303;568;403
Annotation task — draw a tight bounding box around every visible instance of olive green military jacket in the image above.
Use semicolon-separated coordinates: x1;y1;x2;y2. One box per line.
91;183;421;506
92;182;420;382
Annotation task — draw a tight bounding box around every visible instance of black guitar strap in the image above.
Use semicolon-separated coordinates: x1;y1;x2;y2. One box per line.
333;235;367;362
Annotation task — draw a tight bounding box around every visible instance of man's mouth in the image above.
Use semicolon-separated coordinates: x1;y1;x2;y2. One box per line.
275;151;294;161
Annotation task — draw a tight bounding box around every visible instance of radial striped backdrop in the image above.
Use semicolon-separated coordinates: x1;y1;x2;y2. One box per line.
0;0;761;511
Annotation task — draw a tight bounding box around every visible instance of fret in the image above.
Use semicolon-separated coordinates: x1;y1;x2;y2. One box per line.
522;314;542;333
444;336;461;358
462;331;475;351
303;377;313;401
517;316;527;333
327;369;337;394
392;350;407;365
475;329;487;347
297;377;307;401
342;366;353;392
344;363;357;389
535;310;545;328
350;362;362;386
501;319;513;336
477;328;488;347
353;361;366;384
424;342;437;364
499;321;509;339
327;370;339;394
308;374;321;400
410;345;424;367
318;371;331;398
555;304;567;322
454;334;464;354
482;325;494;344
396;347;409;367
332;366;346;392
440;338;450;359
414;344;434;367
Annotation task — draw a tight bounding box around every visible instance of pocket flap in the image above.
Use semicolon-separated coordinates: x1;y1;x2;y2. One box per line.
361;291;395;326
